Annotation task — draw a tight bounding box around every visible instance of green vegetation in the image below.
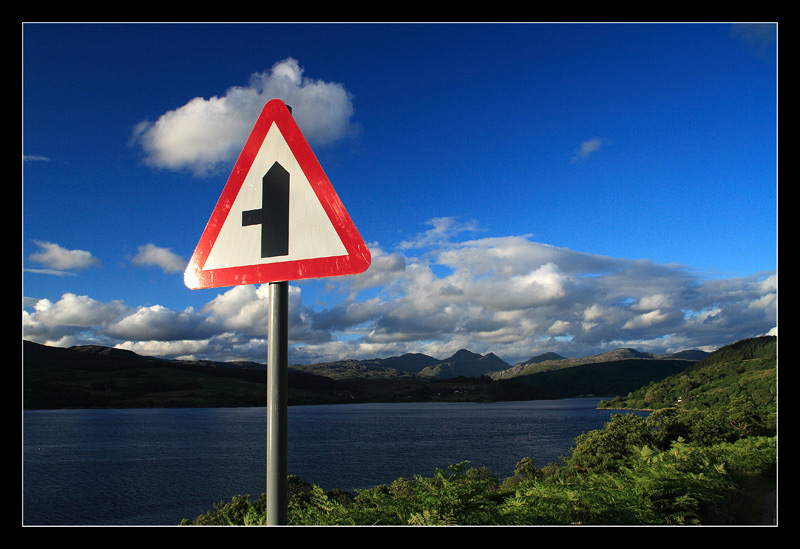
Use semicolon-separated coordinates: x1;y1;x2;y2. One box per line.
182;336;777;526
598;336;777;417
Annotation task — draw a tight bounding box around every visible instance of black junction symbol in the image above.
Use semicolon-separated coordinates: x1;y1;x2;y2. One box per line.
242;161;290;258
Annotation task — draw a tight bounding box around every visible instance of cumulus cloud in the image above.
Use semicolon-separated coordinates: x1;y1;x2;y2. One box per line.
201;284;271;336
132;58;357;176
307;224;776;363
105;304;213;342
22;293;129;347
344;245;406;292
131;243;187;274
27;240;101;272
304;225;775;363
22;219;777;365
622;309;669;330
115;339;220;361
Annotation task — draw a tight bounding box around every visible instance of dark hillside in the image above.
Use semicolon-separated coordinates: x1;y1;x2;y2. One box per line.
23;340;267;409
507;359;691;399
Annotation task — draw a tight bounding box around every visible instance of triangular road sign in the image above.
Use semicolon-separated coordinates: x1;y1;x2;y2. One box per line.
185;98;371;289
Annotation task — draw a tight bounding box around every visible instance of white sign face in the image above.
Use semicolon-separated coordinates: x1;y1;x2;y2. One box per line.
185;98;370;289
202;121;347;271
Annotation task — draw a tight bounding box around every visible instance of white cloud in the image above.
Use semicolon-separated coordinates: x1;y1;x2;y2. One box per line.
201;284;271;336
22;219;778;366
622;309;669;330
131;243;187;274
22;293;129;347
24;269;78;277
27;293;127;327
115;339;218;360
132;58;356;176
548;320;571;336
573;137;604;161
344;245;406;292
632;294;672;311
106;304;213;342
398;217;482;250
28;240;101;271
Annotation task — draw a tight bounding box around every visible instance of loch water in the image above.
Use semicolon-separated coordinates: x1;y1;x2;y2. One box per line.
22;398;647;525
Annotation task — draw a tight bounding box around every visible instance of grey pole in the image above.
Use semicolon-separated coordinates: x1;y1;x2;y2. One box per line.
267;102;292;525
266;280;288;525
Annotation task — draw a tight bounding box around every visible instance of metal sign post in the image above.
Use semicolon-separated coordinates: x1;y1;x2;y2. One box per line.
266;280;288;525
266;107;290;526
185;98;370;526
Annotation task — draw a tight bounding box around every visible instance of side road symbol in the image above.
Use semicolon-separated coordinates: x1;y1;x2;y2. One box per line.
242;161;290;258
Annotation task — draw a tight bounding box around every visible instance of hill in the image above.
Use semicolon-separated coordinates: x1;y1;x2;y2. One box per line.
286;351;444;380
22;338;708;409
503;358;693;400
289;349;508;380
292;344;704;382
416;349;510;378
23;340;268;409
598;335;777;413
490;347;708;379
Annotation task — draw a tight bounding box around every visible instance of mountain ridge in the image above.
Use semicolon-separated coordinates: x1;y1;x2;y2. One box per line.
22;339;715;409
25;339;710;381
290;345;708;380
416;349;511;378
489;347;709;380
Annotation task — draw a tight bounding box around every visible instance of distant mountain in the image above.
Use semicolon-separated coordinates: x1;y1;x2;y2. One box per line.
417;350;511;379
522;352;567;365
291;344;706;382
288;358;416;380
489;352;566;379
377;353;442;373
490;347;709;380
661;349;710;361
23;337;714;409
289;352;442;380
290;349;511;380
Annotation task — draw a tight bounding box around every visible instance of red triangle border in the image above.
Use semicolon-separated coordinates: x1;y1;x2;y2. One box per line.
184;99;370;289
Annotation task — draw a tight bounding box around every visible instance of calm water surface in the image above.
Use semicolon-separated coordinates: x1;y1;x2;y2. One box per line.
23;398;646;525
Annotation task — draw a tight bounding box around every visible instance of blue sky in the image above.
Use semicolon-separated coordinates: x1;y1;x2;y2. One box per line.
22;22;778;366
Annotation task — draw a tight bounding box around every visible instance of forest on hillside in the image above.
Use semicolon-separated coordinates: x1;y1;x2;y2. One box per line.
599;335;777;415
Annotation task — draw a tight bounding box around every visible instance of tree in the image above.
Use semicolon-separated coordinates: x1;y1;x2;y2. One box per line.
568;413;651;471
